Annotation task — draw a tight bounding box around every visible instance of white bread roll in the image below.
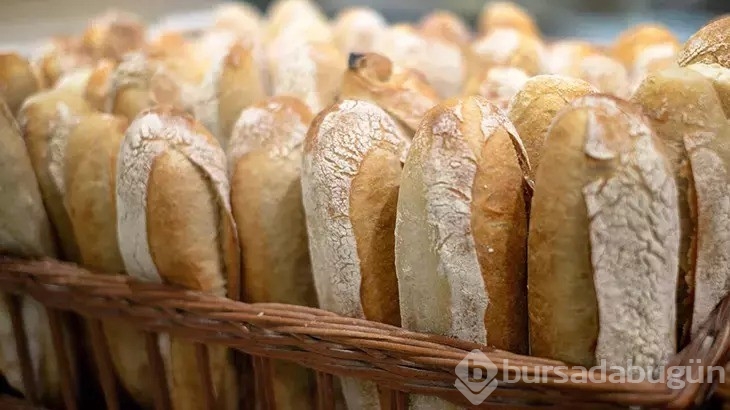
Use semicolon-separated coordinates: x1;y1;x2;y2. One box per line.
18;89;94;262
0;97;61;405
302;100;409;410
229;96;316;410
528;95;679;370
116;107;240;410
507;74;597;181
342;52;439;136
62;112;153;408
395;95;531;410
196;41;267;149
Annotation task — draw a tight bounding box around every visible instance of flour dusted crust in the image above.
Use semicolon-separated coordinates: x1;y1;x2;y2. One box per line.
396;95;530;349
229;96;316;410
678;16;730;69
302;99;409;410
0;53;43;115
462;66;529;110
528;95;679;370
544;40;598;76
342;53;439;134
332;7;387;54
478;1;539;36
470;28;546;76
507;74;596;181
687;63;730;118
116;107;239;409
18;89;93;261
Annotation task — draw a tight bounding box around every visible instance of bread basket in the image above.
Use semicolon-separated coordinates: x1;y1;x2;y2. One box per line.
0;256;726;409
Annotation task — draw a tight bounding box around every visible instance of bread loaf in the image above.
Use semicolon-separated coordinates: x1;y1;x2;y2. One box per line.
342;52;439;135
478;1;539;37
578;54;630;98
302;99;409;410
678;16;730;69
332;7;387;54
632;67;727;345
116;107;240;410
507;75;596;181
470;28;545;76
196;41;267;148
62;112;153;407
80;10;146;62
544;40;597;76
18;89;94;261
528;94;679;370
213;2;263;39
686;63;730;118
612;23;679;69
419;10;471;46
229;96;317;410
266;0;331;46
376;24;466;98
84;59;116;111
0;97;64;405
462;66;529;110
0;53;43;115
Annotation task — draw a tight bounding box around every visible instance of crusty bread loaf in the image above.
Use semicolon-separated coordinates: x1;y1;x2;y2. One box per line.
544;40;597;76
80;10;146;62
84;59;116;111
196;41;267;148
302;99;410;410
418;10;471;46
470;28;546;76
678;16;730;69
507;75;596;181
332;7;387;55
116;107;240;410
462;66;529;110
62;112;153;407
266;0;332;46
267;38;345;114
342;53;439;135
18;89;94;262
478;1;539;37
578;54;630;98
686;63;730;118
0;97;64;405
396;95;530;349
612;23;679;69
528;94;679;370
376;24;466;99
229;96;317;410
632;67;727;345
0;53;43;115
212;2;263;39
34;36;93;87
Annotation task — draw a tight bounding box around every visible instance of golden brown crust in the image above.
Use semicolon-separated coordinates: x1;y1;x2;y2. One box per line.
341;53;439;134
470;28;545;76
687;63;730;118
462;66;529;110
81;10;146;62
507;75;596;181
0;53;43;115
84;59;116;111
678;16;730;68
36;37;94;87
611;23;679;68
478;1;539;36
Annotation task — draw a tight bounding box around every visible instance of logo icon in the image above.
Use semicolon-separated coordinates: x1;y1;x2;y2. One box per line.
454;349;498;405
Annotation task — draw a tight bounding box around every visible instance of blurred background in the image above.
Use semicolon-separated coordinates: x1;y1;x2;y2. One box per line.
0;0;727;51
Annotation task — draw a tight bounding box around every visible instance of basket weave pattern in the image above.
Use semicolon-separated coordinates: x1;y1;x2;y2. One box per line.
0;256;727;409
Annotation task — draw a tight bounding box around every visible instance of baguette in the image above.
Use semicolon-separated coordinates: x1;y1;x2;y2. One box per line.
196;41;267;148
62;112;153;407
632;67;727;345
116;107;240;410
342;52;439;136
678;16;730;69
302;100;409;410
462;66;529;110
0;97;63;405
507;74;596;181
0;53;43;115
229;96;317;410
478;1;539;37
18;89;94;262
470;28;546;76
376;24;466;98
395;95;530;410
528;94;679;370
332;7;387;54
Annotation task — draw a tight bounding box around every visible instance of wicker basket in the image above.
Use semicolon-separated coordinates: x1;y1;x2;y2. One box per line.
0;256;727;410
